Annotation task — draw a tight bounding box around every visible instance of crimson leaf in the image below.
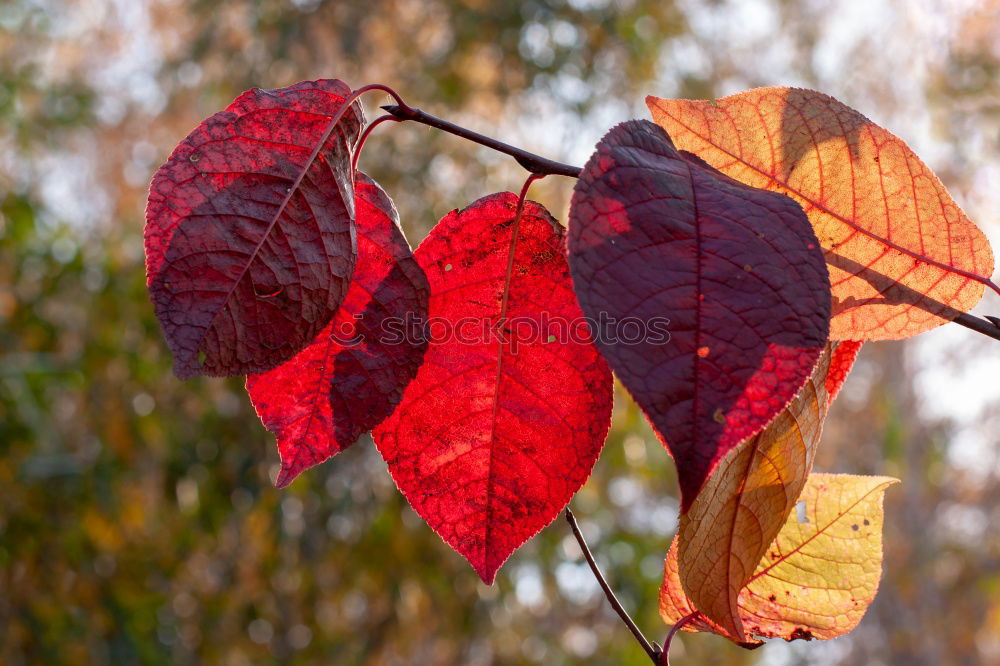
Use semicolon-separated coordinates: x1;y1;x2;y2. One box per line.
246;173;429;487
568;120;831;508
374;193;613;584
145;79;363;379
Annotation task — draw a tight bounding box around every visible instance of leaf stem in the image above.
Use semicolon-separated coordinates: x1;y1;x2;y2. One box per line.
381;104;583;178
351;113;403;172
564;508;660;664
660;612;699;666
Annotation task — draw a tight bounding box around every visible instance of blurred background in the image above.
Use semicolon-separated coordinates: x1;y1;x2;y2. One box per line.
2;0;1000;664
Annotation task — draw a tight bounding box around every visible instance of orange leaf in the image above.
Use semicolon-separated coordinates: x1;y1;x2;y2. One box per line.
647;88;996;340
662;473;899;646
675;343;842;640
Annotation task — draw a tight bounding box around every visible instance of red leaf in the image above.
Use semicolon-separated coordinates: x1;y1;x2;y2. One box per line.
826;340;862;406
246;173;429;487
145;79;363;379
373;193;613;584
568;120;831;509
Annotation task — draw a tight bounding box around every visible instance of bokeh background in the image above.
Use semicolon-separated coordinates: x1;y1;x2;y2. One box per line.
3;0;1000;664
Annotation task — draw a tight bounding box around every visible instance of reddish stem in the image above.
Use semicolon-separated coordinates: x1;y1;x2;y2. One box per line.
351;114;403;172
660;612;699;665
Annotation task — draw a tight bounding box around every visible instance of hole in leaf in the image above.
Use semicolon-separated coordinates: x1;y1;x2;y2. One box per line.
795;500;809;523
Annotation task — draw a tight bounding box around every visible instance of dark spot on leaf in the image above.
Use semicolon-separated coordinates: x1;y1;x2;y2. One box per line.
789;627;814;641
768;594;776;602
863;519;870;526
532;249;556;264
851;524;859;531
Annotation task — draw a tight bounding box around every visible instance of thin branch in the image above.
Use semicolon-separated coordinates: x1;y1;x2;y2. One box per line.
953;311;1000;342
564;508;660;664
380;93;1000;346
381;104;583;178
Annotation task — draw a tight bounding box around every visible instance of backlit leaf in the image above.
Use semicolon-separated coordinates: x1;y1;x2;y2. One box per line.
648;88;996;339
675;342;852;639
246;173;429;488
146;79;363;378
826;340;862;405
661;473;899;646
568;119;830;508
374;193;613;584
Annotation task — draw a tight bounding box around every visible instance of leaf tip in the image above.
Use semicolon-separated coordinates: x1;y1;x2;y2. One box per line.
274;465;300;489
475;565;498;586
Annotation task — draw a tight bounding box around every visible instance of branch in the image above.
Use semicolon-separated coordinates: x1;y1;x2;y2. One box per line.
564;508;660;664
381;104;582;178
383;96;1000;345
953;312;1000;342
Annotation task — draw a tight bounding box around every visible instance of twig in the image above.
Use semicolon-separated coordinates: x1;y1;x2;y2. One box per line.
953;311;1000;342
381;104;582;178
564;508;660;664
380;91;1000;346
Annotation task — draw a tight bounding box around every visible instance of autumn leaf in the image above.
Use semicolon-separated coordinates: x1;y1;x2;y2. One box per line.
676;342;847;639
373;193;613;584
647;87;997;340
826;340;862;405
568;119;831;508
145;79;363;379
246;173;429;488
661;473;899;646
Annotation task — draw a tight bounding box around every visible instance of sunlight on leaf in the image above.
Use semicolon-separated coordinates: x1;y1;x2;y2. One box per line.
145;79;363;378
676;342;850;639
648;88;995;340
374;192;612;584
568;119;830;509
246;173;429;487
662;473;899;646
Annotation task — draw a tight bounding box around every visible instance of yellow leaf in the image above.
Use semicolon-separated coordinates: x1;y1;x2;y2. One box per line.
662;473;899;646
647;88;996;340
676;343;839;640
